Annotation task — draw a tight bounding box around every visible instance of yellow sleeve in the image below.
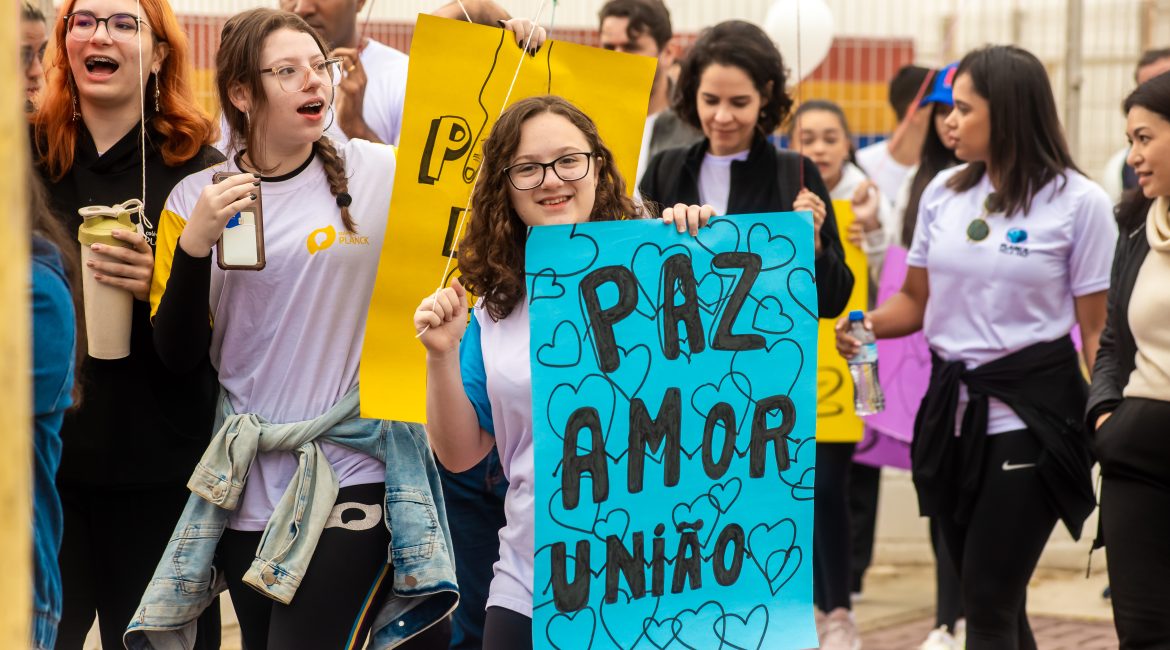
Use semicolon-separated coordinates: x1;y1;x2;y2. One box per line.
150;209;187;321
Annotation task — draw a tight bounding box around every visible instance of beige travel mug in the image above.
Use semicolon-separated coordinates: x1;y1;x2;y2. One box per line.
77;199;141;359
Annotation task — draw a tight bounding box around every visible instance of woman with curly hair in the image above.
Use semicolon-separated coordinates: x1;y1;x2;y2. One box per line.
414;94;711;650
30;0;223;645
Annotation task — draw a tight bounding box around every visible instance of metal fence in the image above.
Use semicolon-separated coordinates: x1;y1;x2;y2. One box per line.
170;0;1168;182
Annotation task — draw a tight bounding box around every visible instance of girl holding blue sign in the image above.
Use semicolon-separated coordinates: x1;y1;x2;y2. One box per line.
414;94;712;650
836;45;1114;650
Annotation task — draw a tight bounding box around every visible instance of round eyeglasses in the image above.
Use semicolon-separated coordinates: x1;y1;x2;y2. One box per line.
260;59;344;93
65;11;147;42
503;152;595;191
21;43;47;70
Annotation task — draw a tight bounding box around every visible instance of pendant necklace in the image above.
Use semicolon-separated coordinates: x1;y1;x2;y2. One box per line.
967;193;998;242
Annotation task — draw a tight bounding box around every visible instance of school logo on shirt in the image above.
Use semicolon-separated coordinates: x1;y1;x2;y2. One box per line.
306;224;371;255
307;225;337;254
999;228;1030;257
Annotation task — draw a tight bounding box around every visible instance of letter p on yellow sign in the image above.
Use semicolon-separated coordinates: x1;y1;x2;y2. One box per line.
359;15;655;423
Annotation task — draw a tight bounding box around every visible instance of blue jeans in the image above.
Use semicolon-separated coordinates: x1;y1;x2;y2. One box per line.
441;449;508;650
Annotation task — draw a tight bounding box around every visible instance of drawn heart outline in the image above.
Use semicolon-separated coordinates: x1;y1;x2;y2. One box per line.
536;320;583;368
546;607;597;650
717;604;771;650
746;519;802;596
529;267;567;303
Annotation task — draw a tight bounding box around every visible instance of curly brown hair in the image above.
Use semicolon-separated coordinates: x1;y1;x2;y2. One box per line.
459;95;645;320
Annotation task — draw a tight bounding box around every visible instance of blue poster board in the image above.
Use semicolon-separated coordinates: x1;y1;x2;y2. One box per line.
527;213;819;649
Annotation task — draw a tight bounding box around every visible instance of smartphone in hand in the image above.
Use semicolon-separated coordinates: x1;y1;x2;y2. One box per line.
213;171;265;271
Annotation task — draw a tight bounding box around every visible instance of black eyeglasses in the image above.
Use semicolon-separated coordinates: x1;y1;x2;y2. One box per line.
65;11;149;42
503;152;595;190
21;42;47;69
260;59;343;93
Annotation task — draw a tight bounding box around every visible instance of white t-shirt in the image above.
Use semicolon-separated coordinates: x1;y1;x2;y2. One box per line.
460;299;535;616
160;139;395;529
699;149;750;215
347;39;408;146
907;165;1117;434
635;111;660;191
856;140;913;205
215;39;408;152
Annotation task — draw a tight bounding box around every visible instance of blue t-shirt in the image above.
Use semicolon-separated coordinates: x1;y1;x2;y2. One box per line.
460;313;494;435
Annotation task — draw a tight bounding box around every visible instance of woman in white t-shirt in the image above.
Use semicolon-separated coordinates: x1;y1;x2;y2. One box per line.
149;9;453;649
836;45;1115;649
414;95;711;650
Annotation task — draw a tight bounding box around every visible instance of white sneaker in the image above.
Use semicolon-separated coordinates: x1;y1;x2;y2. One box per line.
954;618;967;648
918;626;958;650
819;607;861;650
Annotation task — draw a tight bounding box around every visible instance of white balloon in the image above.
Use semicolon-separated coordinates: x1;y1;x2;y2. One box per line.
763;0;836;84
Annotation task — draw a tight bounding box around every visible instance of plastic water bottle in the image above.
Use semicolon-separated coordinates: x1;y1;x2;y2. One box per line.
847;310;885;416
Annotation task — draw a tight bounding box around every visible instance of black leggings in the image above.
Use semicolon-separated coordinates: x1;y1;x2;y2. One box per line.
814;441;855;612
937;429;1057;650
1096;397;1170;649
930;516;964;631
217;483;450;650
848;460;880;594
55;483;221;650
483;606;532;650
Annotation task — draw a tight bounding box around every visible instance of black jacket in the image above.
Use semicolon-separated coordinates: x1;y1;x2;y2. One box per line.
639;134;854;319
914;336;1096;540
1086;220;1146;430
36;118;224;488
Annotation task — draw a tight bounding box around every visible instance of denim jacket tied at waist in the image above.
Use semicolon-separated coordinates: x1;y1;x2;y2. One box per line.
125;386;458;649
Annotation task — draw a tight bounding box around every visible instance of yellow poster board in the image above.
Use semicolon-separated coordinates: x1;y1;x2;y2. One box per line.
360;15;656;422
816;200;869;442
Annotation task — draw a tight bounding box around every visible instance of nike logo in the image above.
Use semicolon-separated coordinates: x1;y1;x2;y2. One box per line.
1002;460;1037;471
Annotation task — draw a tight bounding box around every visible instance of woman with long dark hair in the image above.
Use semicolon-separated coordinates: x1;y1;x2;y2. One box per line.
897;67;962;250
1088;70;1170;648
836;45;1115;649
30;0;223;645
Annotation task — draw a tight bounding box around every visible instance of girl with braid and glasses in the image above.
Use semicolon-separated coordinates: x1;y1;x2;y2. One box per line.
146;9;455;649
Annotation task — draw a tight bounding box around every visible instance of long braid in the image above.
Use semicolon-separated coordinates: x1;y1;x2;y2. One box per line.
315;137;357;233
